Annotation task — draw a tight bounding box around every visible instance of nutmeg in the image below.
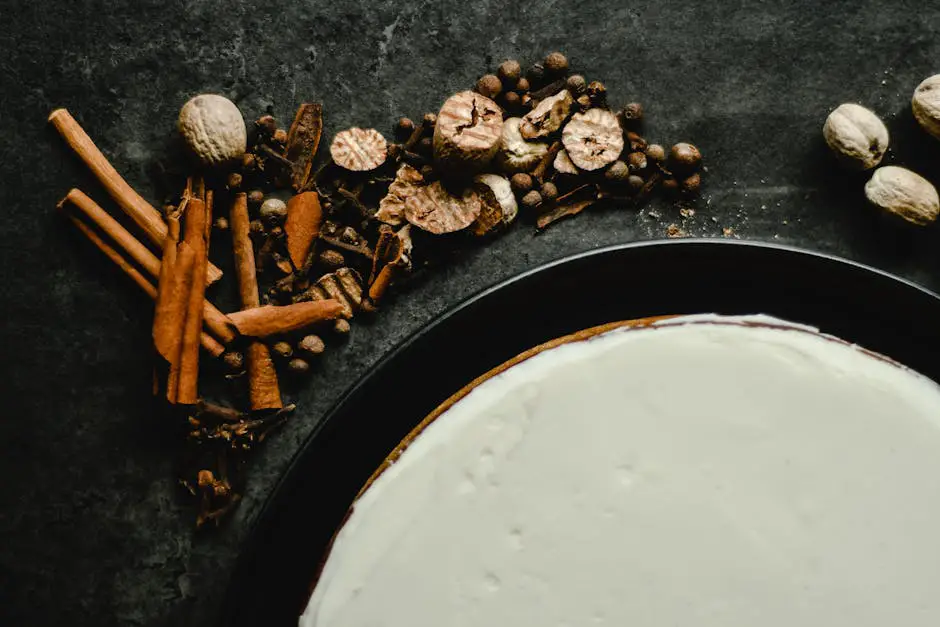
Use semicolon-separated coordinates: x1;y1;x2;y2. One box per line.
912;75;940;140
864;166;939;226
822;103;888;170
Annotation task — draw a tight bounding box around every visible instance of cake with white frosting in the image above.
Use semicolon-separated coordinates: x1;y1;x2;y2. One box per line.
300;314;940;626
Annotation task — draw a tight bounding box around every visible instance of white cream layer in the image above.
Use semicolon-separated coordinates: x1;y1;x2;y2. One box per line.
301;315;940;626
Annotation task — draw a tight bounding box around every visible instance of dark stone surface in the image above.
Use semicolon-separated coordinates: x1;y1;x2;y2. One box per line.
2;1;940;625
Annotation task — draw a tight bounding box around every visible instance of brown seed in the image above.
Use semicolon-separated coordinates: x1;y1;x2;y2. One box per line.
433;91;504;172
271;341;293;359
515;77;530;92
627;174;645;193
605;160;630;182
527;62;546;85
498;60;522;86
521;190;542;209
256;115;277;136
627;151;648;172
575;94;591;110
422;113;437;132
566;74;587;95
621;102;644;124
273;128;288;145
259;198;288;221
394;117;415;140
503;91;521;109
645;143;666;164
586;81;607;104
510;172;534;194
476;74;503;100
247;189;264;205
287;357;310;375
680;173;702;194
562;108;625;171
249;219;265;235
298;334;326;356
520;93;533;109
331;127;388;171
340;226;360;244
269;225;284;239
241;153;257;170
669;143;702;174
626;131;648;152
540;181;559;201
544;52;569;76
222;350;244;372
333;319;351;334
226;172;243;190
213;216;230;231
319;249;346;268
662;177;680;194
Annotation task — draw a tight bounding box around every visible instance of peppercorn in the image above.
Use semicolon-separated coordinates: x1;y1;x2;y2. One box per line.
680;173;702;194
273;128;288;145
668;143;702;174
627;151;648;172
222;350;244;372
271;341;293;359
521;190;542;209
333;319;351;334
645;143;666;164
498;60;522;86
586;81;607;105
319;249;345;268
422;112;437;132
256;115;276;137
527;62;546;85
247;189;264;206
394;117;415;140
503;91;521;109
627;174;645;193
298;334;326;356
540;181;559;202
515;77;530;92
605;160;630;182
621;102;644;125
476;74;502;99
510;172;534;194
626;131;648;152
226;172;243;190
544;52;569;76
566;74;587;95
213;216;229;231
287;357;311;375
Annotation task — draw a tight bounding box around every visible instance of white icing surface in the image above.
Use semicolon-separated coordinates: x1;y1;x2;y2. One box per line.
301;315;940;626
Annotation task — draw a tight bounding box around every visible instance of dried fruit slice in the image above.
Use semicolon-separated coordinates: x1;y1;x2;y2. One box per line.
561;108;624;171
433;91;504;171
330;128;388;171
404;181;482;234
520;90;573;140
376;164;425;226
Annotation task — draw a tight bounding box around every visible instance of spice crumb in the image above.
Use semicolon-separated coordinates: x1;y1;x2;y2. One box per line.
722;227;735;237
679;207;695;218
666;223;687;238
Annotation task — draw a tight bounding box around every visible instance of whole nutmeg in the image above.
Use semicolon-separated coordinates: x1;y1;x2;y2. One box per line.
822;103;888;170
510;172;534;194
668;142;702;174
259;198;288;222
645;143;666;164
544;52;569;76
540;181;559;201
249;219;265;236
521;190;542;210
394;117;415;140
476;74;503;100
566;74;587;95
864;166;939;225
662;177;680;194
912;75;940;140
605;160;630;182
178;94;247;166
498;60;522;86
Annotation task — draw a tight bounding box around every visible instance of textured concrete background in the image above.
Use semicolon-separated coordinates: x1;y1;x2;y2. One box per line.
2;1;940;625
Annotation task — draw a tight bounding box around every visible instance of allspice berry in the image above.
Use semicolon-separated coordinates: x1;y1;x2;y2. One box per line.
222;350;244;372
287;357;311;375
823;103;888;170
645;143;666;164
544;52;569;76
256;115;277;137
273;128;288;145
503;91;521;109
247;189;264;205
498;60;522;86
394;117;415;140
271;341;293;359
668;143;702;174
298;334;326;356
510;172;534;194
527;62;546;85
515;77;530;93
621;102;644;124
226;172;243;190
627;151;648;172
566;74;587;95
680;173;702;195
586;81;607;105
605;160;630;182
627;174;645;193
521;190;542;210
476;74;503;100
540;181;559;202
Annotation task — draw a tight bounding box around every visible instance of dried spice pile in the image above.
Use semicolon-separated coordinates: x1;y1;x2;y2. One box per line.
50;52;702;526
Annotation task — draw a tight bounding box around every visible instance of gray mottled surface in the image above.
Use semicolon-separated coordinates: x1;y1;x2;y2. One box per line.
2;1;940;625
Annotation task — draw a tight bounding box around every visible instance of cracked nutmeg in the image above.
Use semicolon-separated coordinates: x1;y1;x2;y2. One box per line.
562;108;624;171
433;91;504;172
405;180;483;234
520;89;573;140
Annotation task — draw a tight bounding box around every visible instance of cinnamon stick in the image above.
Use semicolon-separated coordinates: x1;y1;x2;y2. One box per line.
284;191;323;268
59;189;235;346
227;300;345;338
175;197;210;405
368;264;397;303
164;244;197;402
48;109;222;284
230;193;283;411
153;210;183;361
64;212;224;357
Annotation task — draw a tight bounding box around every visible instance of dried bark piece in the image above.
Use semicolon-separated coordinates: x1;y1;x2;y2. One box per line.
404;180;483;234
520;90;573;140
561;108;624;171
284;191;323;268
536;199;596;230
471;174;518;236
330;127;388;171
376;164;426;226
227;300;345;338
285;103;323;190
554;149;579;175
433;91;504;172
495;117;549;173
